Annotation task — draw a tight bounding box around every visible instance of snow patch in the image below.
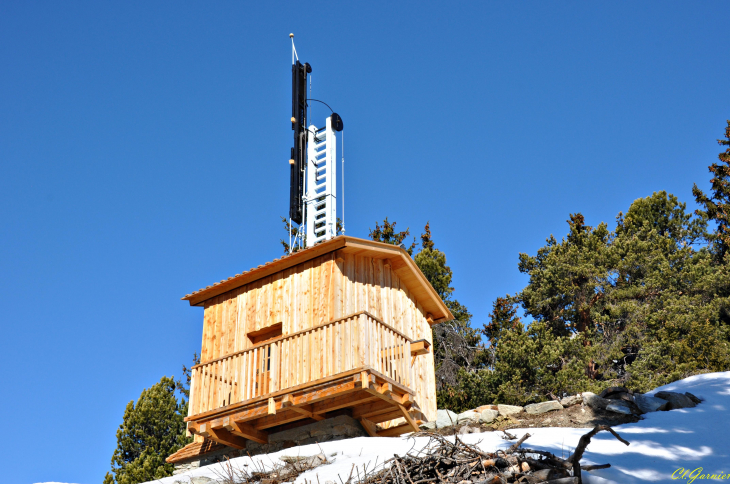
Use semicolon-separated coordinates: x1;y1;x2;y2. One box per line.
148;371;730;484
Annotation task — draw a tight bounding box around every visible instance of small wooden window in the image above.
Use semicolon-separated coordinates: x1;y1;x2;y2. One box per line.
247;322;283;346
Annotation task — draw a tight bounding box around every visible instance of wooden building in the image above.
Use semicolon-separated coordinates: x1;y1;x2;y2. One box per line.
168;235;452;462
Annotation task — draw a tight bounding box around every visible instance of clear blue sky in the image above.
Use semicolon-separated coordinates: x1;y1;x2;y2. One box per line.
1;3;727;483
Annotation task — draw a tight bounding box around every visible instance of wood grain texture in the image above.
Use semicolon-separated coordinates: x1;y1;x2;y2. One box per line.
188;249;439;429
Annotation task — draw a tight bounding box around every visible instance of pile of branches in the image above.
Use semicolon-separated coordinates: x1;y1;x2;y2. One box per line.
359;425;629;484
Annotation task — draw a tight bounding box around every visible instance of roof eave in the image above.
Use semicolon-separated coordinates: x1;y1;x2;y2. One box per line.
182;235;453;323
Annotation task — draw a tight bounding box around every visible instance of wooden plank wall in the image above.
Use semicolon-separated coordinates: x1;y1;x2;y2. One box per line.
197;250;438;422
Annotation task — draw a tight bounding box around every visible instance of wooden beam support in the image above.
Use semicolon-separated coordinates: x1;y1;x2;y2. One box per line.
352;400;397;419
222;416;268;444
398;404;420;433
268;397;276;415
410;339;430;356
312;391;378;415
253;409;311;430
281;400;325;421
367;409;404;424
197;422;248;449
359;418;379;437
365;380;411;408
377;422;413;438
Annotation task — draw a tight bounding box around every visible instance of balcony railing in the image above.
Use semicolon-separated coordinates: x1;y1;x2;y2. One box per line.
188;311;413;417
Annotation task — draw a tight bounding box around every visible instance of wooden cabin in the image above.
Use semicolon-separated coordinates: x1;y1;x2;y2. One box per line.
168;235;452;462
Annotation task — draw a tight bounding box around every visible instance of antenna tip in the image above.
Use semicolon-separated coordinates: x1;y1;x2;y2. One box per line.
289;33;294;38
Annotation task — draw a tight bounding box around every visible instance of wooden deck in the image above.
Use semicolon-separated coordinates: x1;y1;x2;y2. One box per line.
184;367;424;450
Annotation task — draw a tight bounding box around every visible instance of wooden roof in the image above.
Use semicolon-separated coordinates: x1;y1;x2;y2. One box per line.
166;439;226;464
182;236;453;323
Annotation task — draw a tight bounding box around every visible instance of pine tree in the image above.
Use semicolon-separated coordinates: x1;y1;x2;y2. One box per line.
412;223;485;388
104;377;191;484
693;120;730;260
517;213;612;336
368;217;416;255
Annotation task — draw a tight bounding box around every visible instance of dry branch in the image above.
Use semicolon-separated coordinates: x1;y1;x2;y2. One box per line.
356;426;628;484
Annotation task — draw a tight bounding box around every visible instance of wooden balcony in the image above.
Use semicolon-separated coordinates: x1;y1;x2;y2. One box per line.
184;311;425;448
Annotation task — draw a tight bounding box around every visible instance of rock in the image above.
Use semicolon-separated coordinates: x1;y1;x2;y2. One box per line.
606;401;633;415
190;478;213;484
419;420;436;430
475;404;498;412
525;400;563;415
458;425;479;435
497;404;524;417
280;453;327;467
435;409;458;428
560;394;582;407
654;391;698;410
633;393;669;413
457;410;481;424
269;414;366;445
480;409;499;423
582;392;610;410
685;392;702;404
600;386;629;399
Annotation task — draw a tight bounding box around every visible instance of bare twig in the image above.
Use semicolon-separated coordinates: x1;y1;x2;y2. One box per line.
505;433;530;454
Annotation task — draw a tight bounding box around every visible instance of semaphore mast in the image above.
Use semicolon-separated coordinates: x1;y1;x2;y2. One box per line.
288;33;343;252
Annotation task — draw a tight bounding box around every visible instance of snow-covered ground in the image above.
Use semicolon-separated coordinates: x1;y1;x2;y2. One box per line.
127;371;730;484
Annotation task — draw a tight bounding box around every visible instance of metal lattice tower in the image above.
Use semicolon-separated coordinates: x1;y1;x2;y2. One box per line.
305;115;337;247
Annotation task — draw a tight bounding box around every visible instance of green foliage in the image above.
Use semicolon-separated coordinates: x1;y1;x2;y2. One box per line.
369;217;416;255
412;223;485;388
483;296;522;350
693;120;730;260
441;184;730;410
442;307;596;412
104;377;191;484
518;213;612;336
368;219;485;389
376;123;730;412
280;216;305;254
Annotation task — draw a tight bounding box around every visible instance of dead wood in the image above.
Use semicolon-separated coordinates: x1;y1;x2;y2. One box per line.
567;425;629;481
356;425;628;484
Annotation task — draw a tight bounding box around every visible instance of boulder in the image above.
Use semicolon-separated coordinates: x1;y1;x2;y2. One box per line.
456;410;481;424
606;401;633;415
475;404;498;412
480;409;499;423
497;404;524;417
685;392;702;404
582;392;610;410
419;420;436;430
435;409;458;428
600;386;629;399
560;395;582;407
654;391;697;410
633;393;669;413
525;400;563;415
